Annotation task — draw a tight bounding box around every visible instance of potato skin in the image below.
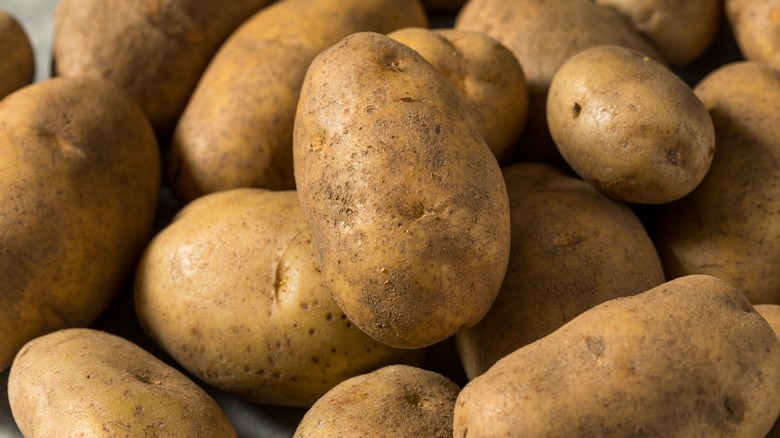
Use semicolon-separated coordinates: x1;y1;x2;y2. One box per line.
456;163;665;379
547;45;715;204
294;32;510;349
0;10;34;100
135;189;421;407
757;305;780;437
726;0;780;72
655;62;780;305
8;328;236;437
0;77;160;372
168;0;428;203
53;0;273;134
294;365;459;438
454;275;780;437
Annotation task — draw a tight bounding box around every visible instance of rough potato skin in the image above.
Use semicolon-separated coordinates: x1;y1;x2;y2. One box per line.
456;163;666;379
135;189;422;407
454;275;780;437
294;365;459;438
547;45;715;204
8;328;237;437
53;0;273;134
0;10;34;100
0;77;160;372
168;0;428;203
726;0;780;72
294;32;510;349
655;62;780;305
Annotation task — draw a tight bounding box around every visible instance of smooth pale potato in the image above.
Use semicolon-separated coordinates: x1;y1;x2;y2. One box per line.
53;0;273;134
726;0;780;72
0;77;160;372
168;0;428;203
757;305;780;438
454;275;780;437
294;32;510;349
455;0;664;167
8;328;236;437
388;27;529;163
294;365;459;438
135;189;422;407
0;9;34;100
456;163;666;379
655;62;780;304
596;0;721;66
547;45;715;204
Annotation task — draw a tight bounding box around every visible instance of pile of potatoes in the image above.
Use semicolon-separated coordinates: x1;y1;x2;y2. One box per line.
1;0;780;436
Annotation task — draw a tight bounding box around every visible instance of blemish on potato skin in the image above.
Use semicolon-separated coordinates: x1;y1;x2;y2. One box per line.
572;102;582;119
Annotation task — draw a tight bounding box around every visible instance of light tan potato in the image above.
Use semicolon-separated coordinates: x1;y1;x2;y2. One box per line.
8;328;236;437
0;77;160;372
294;32;510;349
757;305;780;438
726;0;780;72
53;0;273;134
454;275;780;437
294;365;459;438
0;9;34;101
596;0;722;66
168;0;428;203
135;188;422;407
456;163;666;379
655;62;780;304
547;45;715;204
388;27;529;163
455;0;664;167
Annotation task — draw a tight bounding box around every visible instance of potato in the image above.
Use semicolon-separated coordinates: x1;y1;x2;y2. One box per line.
135;188;422;407
0;77;160;372
547;45;715;204
388;27;529;163
455;0;664;167
757;305;780;438
294;365;459;437
726;0;780;72
294;32;510;349
454;275;780;437
168;0;428;203
8;328;236;437
0;9;34;101
655;62;780;304
596;0;722;66
53;0;273;134
456;163;666;379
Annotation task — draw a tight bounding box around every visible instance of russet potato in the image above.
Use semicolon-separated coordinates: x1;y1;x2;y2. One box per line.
0;9;34;100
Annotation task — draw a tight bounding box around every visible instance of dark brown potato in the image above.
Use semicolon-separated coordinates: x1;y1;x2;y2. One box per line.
0;9;34;100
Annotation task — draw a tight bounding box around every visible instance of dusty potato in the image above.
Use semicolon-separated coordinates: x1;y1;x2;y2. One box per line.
168;0;428;203
388;27;529;163
455;0;664;167
294;365;459;438
294;32;510;349
0;9;34;101
596;0;721;66
655;62;780;304
547;45;715;204
456;163;666;379
53;0;273;134
0;77;160;372
726;0;780;72
8;328;236;437
135;188;422;407
454;275;780;437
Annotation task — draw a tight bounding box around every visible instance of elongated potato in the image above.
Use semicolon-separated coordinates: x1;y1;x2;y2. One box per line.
0;9;34;100
294;32;510;349
168;0;428;203
0;77;160;371
53;0;273;134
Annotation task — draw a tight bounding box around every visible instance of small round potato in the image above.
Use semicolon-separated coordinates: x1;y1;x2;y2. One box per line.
0;9;34;100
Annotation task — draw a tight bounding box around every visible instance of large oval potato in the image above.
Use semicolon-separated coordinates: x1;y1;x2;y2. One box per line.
53;0;273;134
135;189;421;407
294;32;510;349
547;45;715;204
726;0;780;72
168;0;428;203
454;275;780;437
456;163;666;379
0;9;34;100
0;77;160;372
655;62;780;304
8;328;236;437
